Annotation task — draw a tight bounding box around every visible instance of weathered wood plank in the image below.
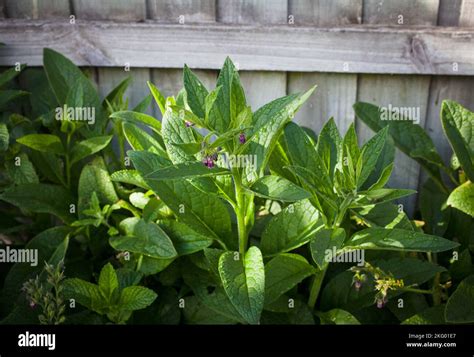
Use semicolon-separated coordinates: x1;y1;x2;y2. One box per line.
217;0;287;24
148;0;215;23
288;0;361;135
357;0;440;216
438;0;463;26
288;0;362;26
459;0;474;25
5;0;69;18
363;0;439;25
289;72;357;135
72;0;146;21
239;71;286;111
1;21;473;74
0;0;6;18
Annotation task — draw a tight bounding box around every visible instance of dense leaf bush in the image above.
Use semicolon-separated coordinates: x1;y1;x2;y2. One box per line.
0;49;471;325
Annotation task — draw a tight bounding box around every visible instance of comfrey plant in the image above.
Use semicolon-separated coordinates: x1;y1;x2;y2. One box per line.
354;101;474;323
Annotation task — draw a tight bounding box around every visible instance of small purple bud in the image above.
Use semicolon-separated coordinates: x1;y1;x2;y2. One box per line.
239;133;246;144
206;158;214;169
30;301;36;309
354;281;362;291
185;120;194;127
376;298;386;309
211;153;218;161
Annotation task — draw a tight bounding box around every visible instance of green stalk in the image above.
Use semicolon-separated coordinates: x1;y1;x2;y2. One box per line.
65;132;72;188
308;267;327;309
233;168;248;255
401;287;434;295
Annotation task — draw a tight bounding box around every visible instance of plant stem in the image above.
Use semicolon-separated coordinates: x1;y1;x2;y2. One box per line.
65;132;72;188
233;169;247;255
428;252;442;305
308;267;327;309
401;287;433;295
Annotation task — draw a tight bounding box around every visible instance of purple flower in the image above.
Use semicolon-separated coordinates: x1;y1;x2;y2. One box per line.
239;133;246;144
185;120;194;127
354;280;362;291
202;156;214;169
29;301;36;309
376;297;387;309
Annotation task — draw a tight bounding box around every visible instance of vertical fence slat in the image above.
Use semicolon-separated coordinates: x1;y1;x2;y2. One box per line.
148;0;215;23
149;1;217;118
288;0;362;26
363;0;439;25
422;0;474;185
357;0;440;216
72;0;146;21
217;0;287;110
5;0;69;18
288;0;361;135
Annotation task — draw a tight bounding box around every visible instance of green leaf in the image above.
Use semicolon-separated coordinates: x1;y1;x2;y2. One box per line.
161;107;196;163
144;161;230;181
344;228;459;253
122;122;166;156
354;102;444;183
420;178;450;235
310;228;346;270
0;122;9;151
376;257;446;286
445;275;474;323
402;305;446;325
219;247;265;324
159;219;213;255
0;90;28;110
110;169;150;190
317;309;360;325
78;157;118;216
147;81;166;115
63;278;105;312
130;151;234;249
261;199;320;256
17;134;64;155
352;202;413;230
98;263;119;302
0;183;74;223
183;65;209;119
447;180;474;217
119;286;157;311
316;118;342;180
357;127;389;188
111;111;162;134
29;151;65;185
70;135;112;165
264;254;315;305
109;218;177;259
43;48;103;133
244;86;316;181
441;100;474;181
102;76;131;108
0;65;25;88
5;153;39;184
249;175;311;202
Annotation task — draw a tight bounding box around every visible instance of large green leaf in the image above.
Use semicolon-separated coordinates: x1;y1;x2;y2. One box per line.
130;150;234;249
144;162;230;181
98;263;119;302
159;219;213;255
5;153;39;185
420;178;450;235
119;286;157;311
445;275;474;323
260;199;320;256
161;107;196;163
447;180;474;217
249;175;311;202
70;135;112;165
110;218;177;259
0;183;74;223
17;134;64;155
63;278;105;312
0;122;9;151
183;65;209;119
244;86;316;182
318;309;360;325
110;111;162;134
43;48;103;133
344;228;459;253
78;156;118;216
316;118;342;180
353;102;444;182
219;247;265;324
351;202;413;230
357;127;389;188
122;122;166;156
264;254;315;305
441;100;474;181
310;228;346;270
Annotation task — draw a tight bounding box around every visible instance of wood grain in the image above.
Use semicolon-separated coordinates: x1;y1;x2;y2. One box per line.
5;0;69;19
1;20;473;74
148;0;215;23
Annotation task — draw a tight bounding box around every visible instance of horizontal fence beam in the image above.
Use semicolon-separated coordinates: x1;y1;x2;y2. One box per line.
0;20;473;75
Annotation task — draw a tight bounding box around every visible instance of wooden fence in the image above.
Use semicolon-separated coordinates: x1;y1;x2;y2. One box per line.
1;0;474;215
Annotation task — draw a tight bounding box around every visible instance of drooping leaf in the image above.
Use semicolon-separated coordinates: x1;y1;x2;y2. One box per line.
111;111;162;134
445;275;474;323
